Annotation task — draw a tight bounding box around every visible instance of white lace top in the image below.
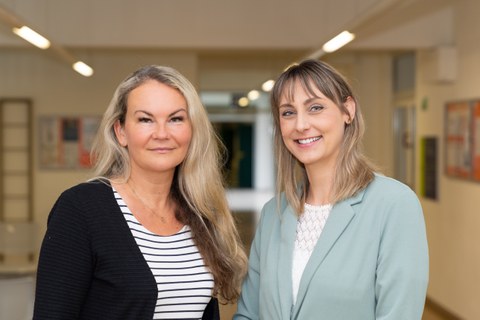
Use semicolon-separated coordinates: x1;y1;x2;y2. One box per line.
292;203;332;305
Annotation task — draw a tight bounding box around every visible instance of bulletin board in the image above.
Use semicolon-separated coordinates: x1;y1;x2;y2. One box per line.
444;100;480;182
38;116;101;169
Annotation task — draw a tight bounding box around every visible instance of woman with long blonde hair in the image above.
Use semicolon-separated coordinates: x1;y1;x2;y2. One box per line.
34;65;247;320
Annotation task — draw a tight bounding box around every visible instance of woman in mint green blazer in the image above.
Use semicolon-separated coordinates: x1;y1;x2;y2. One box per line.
234;59;428;319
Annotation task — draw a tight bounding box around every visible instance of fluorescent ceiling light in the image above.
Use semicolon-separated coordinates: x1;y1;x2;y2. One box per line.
262;80;275;92
322;31;355;53
73;61;94;77
12;26;50;49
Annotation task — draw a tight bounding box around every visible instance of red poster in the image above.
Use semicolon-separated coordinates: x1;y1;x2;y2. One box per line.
445;102;471;178
473;101;480;181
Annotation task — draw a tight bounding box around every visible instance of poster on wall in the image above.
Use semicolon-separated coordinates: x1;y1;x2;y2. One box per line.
444;101;472;179
473;101;480;181
38;116;101;169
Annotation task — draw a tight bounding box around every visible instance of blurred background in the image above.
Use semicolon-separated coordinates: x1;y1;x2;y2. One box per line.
0;0;478;319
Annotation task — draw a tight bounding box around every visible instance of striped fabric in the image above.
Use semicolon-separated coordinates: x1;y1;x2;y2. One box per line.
114;189;214;319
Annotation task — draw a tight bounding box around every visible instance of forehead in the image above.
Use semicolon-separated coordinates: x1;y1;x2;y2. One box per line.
279;78;324;103
127;80;186;109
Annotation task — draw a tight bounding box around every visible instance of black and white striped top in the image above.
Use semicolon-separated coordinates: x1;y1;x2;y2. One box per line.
114;188;214;320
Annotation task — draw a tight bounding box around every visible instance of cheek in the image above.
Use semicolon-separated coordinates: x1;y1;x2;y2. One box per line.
279;123;296;149
124;127;155;149
279;120;291;136
179;126;193;145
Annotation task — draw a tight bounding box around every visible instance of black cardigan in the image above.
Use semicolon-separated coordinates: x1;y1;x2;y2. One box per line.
33;181;219;320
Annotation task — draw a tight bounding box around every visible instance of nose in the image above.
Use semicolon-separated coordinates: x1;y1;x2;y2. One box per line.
152;123;169;139
295;113;311;132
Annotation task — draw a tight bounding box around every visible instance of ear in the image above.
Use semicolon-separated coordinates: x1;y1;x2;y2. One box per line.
114;120;127;147
343;96;356;124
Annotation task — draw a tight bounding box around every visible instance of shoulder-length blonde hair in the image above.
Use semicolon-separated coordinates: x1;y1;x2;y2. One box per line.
271;59;376;214
90;65;247;302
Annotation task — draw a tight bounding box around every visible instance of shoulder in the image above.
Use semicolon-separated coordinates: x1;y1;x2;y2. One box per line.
261;195;280;213
359;173;423;218
257;192;291;228
60;179;112;201
47;179;117;226
365;173;418;199
260;193;286;215
53;179;115;217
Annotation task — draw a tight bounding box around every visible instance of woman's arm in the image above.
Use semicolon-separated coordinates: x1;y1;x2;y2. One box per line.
33;192;93;319
233;207;267;320
375;188;429;319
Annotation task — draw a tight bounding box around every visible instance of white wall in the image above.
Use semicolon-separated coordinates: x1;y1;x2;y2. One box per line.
416;1;480;318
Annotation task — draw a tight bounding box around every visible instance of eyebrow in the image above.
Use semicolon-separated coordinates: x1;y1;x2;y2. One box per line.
134;107;188;117
279;96;323;108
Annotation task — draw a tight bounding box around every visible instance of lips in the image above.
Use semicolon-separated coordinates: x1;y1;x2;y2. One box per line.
297;136;321;144
150;147;174;152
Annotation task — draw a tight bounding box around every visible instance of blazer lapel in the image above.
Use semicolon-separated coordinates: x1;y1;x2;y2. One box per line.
277;204;297;319
292;191;364;316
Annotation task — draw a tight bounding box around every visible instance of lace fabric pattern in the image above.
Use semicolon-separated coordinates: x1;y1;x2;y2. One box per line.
292;203;332;304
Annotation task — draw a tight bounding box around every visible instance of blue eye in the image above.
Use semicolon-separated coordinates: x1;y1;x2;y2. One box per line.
281;110;294;117
310;105;324;111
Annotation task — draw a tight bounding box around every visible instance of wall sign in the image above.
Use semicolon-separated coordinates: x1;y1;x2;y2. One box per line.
38;116;100;169
445;100;480;182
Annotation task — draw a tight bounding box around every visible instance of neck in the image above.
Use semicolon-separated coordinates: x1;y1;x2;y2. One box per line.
305;165;334;205
125;171;179;222
129;168;173;197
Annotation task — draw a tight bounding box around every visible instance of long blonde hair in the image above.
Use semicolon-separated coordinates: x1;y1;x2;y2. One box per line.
90;65;247;302
271;59;376;214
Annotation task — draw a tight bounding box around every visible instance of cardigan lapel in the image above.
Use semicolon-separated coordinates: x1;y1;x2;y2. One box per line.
277;204;298;319
292;190;365;317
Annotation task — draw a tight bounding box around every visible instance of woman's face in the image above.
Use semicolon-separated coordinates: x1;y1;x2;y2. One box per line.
278;80;354;172
114;80;192;177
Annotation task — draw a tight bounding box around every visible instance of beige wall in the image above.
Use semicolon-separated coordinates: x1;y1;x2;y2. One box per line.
0;50;198;232
0;47;394;231
416;1;480;319
325;52;395;175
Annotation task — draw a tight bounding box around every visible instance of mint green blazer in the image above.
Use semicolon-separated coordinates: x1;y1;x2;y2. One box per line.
234;175;429;320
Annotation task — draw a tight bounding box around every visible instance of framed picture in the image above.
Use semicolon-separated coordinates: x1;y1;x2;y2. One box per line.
445;101;472;179
38;115;101;169
472;101;480;181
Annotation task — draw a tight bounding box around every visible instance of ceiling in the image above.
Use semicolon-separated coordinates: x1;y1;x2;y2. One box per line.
0;0;455;87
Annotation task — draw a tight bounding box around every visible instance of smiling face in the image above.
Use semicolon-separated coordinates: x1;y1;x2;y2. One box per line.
114;80;192;178
278;80;355;172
